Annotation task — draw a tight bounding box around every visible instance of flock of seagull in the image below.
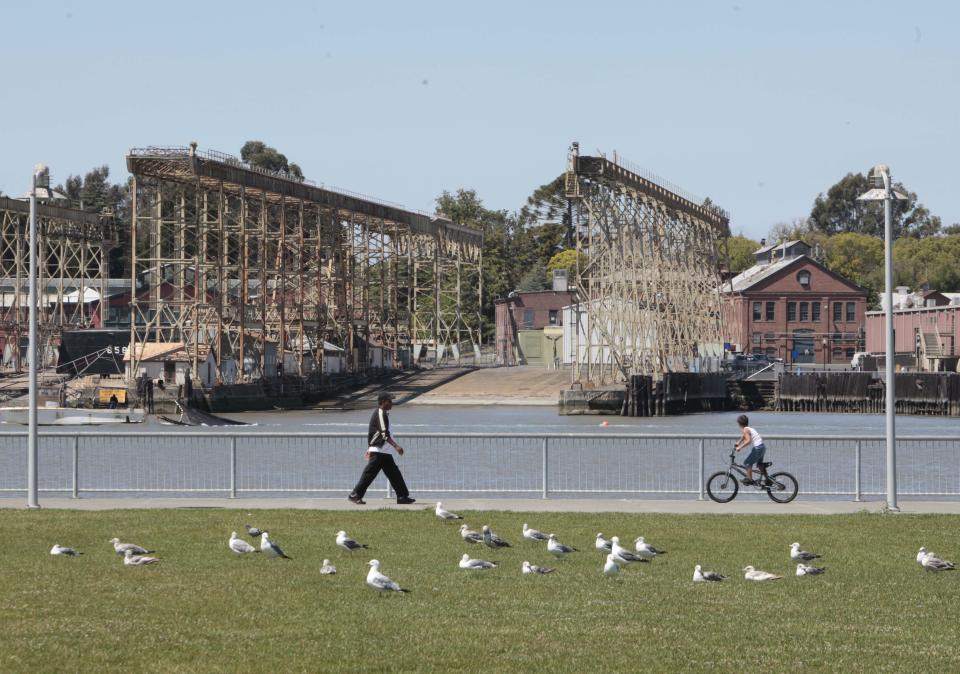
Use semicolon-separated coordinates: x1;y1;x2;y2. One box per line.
45;500;956;592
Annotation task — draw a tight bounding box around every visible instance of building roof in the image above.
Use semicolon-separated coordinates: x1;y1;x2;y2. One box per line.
725;256;801;292
753;239;806;256
123;342;188;362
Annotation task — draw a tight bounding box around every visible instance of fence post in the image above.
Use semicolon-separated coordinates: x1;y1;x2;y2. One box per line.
854;440;862;502
72;435;79;499
229;437;237;499
542;437;549;499
698;439;705;501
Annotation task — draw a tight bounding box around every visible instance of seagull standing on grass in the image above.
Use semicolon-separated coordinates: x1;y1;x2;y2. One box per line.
50;544;82;556
920;550;956;572
435;502;462;520
547;534;577;559
229;532;259;554
459;553;498;570
522;561;555;575
482;526;511;549
110;538;153;556
595;533;612;553
320;559;337;575
610;537;646;564
460;525;483;544
522;523;549;541
917;547;929;565
634;536;666;560
123;549;160;566
790;542;821;562
261;532;291;559
743;566;781;581
603;554;621;577
693;565;726;582
796;563;826;576
336;531;369;554
366;560;410;594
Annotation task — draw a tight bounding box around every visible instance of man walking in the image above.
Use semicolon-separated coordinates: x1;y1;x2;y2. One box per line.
348;393;415;505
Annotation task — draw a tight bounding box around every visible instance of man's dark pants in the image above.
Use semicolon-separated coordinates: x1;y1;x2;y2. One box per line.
351;452;409;499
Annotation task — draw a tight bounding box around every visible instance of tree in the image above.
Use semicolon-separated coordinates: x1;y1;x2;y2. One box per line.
240;141;304;179
725;234;760;272
825;232;883;305
893;234;960;293
809;170;940;238
517;263;549;291
546;249;585;282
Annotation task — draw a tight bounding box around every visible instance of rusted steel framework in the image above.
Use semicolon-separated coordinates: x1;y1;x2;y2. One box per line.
126;146;482;383
565;143;730;385
0;196;113;369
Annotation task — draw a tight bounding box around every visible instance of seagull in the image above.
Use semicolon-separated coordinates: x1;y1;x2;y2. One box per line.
336;530;369;553
796;563;826;576
435;502;462;520
50;544;82;556
320;559;337;575
743;565;782;581
261;532;291;559
459;553;497;570
610;536;646;564
547;533;577;558
229;531;259;554
123;549;160;566
920;551;956;572
634;536;667;559
459;524;483;544
522;561;555;575
595;533;612;553
109;538;153;556
603;553;621;576
790;542;821;562
917;547;929;565
245;524;265;537
482;526;511;549
693;564;727;582
522;523;549;541
366;559;410;593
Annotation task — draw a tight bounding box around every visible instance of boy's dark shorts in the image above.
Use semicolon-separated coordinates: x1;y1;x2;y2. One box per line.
744;444;766;467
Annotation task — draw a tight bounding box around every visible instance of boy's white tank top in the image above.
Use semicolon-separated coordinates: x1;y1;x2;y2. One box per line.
747;426;764;447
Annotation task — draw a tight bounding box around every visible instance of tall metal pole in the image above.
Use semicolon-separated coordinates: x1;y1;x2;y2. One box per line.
881;167;898;511
27;167;43;509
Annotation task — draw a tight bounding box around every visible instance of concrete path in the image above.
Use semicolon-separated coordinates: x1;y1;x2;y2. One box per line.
3;497;960;514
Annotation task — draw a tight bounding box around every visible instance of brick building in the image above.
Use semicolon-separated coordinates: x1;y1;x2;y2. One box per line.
494;290;576;366
865;287;960;371
722;241;867;366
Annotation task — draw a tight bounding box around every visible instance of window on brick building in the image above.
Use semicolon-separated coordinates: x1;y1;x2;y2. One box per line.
765;302;774;320
797;270;811;288
812;302;821;322
548;310;558;326
523;309;535;328
833;302;842;321
846;302;855;321
753;302;762;321
787;302;796;321
752;332;762;345
799;302;809;321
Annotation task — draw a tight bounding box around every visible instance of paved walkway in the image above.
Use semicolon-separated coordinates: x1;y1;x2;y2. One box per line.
4;497;960;514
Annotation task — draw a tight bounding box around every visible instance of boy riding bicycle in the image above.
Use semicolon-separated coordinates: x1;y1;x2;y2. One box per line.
734;414;769;486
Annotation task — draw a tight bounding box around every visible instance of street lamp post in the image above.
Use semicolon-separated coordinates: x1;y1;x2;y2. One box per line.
28;165;49;509
858;165;907;512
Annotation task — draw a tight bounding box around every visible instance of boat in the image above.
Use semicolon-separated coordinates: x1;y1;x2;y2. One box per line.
0;404;146;425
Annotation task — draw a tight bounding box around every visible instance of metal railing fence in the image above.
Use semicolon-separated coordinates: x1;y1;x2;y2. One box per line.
0;433;958;500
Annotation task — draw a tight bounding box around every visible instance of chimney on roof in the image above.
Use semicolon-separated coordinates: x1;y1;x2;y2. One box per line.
760;238;766;247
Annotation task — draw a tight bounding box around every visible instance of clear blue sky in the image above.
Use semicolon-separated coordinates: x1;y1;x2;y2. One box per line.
2;1;957;239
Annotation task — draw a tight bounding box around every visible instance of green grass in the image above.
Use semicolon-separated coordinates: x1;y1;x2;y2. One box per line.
2;508;959;673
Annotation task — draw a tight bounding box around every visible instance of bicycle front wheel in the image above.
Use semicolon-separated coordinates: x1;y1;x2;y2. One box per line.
766;472;799;504
706;471;739;503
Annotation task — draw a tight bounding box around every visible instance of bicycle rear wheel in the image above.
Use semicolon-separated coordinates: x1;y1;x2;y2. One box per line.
706;471;739;503
766;471;798;504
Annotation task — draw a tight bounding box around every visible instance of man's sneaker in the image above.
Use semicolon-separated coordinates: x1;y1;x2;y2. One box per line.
348;494;366;505
741;478;755;486
396;497;416;505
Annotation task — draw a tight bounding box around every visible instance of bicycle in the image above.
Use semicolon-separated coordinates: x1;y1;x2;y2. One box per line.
706;449;799;504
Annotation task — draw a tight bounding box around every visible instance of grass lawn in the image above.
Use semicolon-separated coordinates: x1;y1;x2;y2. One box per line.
2;507;959;673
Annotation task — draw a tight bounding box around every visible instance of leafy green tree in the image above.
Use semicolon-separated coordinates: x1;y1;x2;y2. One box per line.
546;249;585;281
240;141;303;179
517;263;549;291
725;234;760;272
893;235;960;293
809;170;940;238
825;232;883;305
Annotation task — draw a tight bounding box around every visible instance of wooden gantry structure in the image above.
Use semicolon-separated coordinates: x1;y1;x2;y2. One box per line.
0;196;113;369
564;143;730;385
126;146;482;383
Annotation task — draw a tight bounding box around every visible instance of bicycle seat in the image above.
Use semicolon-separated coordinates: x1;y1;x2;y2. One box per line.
759;461;773;469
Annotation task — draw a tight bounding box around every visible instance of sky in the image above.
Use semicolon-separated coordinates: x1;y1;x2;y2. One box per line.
1;0;958;240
